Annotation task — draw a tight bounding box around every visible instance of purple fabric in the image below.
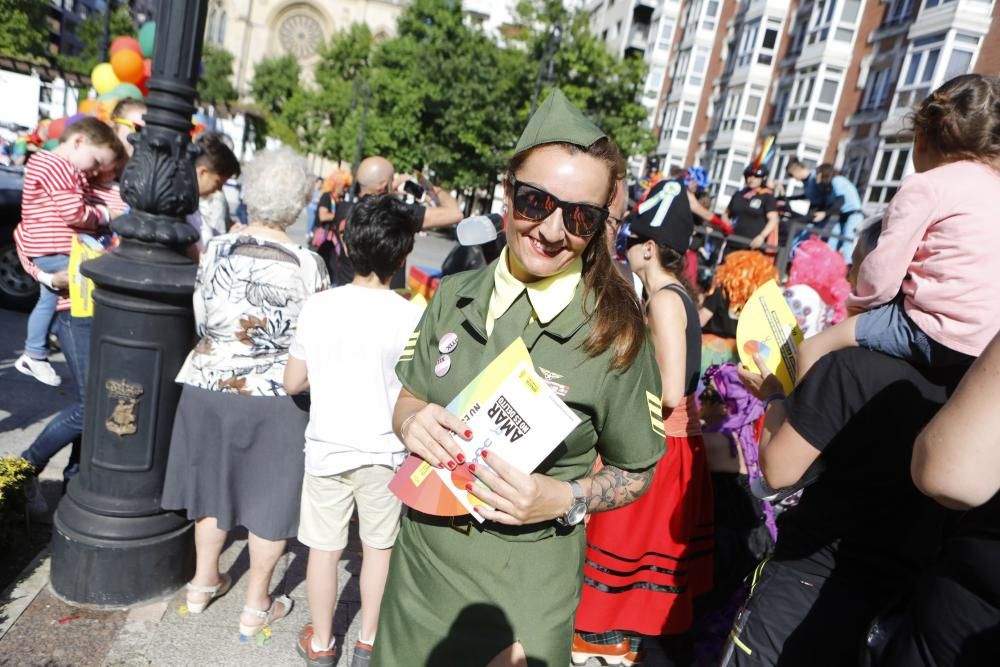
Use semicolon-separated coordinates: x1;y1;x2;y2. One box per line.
701;363;778;541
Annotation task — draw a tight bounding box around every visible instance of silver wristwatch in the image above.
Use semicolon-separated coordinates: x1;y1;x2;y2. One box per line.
557;479;587;526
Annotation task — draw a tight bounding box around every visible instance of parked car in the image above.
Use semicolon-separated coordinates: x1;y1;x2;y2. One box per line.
0;164;37;310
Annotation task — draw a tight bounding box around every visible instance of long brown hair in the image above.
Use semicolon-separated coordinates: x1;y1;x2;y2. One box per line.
507;139;645;370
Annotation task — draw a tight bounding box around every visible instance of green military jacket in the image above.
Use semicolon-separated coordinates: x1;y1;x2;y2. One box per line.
397;260;666;484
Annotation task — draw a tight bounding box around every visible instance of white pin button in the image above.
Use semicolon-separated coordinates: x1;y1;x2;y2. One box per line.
434;354;452;377
438;332;459;354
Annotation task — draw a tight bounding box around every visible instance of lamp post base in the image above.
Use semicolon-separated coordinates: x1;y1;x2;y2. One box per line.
50;498;194;608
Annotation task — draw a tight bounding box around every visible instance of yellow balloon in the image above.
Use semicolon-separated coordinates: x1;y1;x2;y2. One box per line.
91;62;120;95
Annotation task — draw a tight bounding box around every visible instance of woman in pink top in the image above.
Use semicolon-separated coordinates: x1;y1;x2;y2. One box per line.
795;74;1000;383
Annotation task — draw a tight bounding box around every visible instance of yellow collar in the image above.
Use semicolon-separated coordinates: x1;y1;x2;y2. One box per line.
486;247;583;335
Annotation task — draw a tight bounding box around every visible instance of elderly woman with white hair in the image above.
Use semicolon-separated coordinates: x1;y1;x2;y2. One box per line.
162;147;329;637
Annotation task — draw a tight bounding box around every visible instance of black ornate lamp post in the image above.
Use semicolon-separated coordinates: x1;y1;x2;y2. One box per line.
50;1;209;607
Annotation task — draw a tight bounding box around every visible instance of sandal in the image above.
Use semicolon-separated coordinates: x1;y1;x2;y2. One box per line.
238;594;293;638
185;573;233;614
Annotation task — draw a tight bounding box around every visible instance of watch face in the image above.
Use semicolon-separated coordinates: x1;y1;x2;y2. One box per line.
566;502;587;526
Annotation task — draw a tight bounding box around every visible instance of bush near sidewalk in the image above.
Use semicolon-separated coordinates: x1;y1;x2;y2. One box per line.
0;456;33;550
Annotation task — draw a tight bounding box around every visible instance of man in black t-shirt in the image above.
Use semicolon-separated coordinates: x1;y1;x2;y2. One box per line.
722;348;966;666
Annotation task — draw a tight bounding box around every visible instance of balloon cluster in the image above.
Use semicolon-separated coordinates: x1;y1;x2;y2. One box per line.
87;22;156;112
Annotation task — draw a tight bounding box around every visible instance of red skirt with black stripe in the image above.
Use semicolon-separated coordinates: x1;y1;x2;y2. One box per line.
575;398;714;636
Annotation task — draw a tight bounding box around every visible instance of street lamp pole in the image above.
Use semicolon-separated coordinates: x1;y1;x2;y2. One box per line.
49;0;209;607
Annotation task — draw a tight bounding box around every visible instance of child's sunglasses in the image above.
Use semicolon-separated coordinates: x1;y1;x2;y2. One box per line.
508;177;609;238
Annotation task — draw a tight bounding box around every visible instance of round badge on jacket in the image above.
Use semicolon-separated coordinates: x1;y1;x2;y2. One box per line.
434;354;452;377
438;333;459;354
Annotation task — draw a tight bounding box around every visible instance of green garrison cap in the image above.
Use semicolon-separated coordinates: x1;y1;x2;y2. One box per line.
514;88;607;155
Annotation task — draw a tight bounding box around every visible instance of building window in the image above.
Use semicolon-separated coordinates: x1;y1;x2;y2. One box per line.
702;0;720;31
758;18;782;65
861;67;892;110
770;84;791;124
658;18;675;50
647;66;665;95
924;0;957;8
788;67;817;122
737;20;759;67
867;145;911;204
943;48;974;80
217;11;227;44
208;9;217;44
885;0;915;25
690;46;709;86
894;33;945;109
808;0;838;45
813;73;841;123
789;17;808;57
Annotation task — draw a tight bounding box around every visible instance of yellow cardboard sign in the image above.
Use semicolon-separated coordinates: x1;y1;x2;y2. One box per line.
736;280;804;394
69;235;104;318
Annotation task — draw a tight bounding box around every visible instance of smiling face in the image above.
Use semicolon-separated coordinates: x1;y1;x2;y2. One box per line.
504;145;611;283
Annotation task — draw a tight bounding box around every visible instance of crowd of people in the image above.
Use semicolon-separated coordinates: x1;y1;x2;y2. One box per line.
9;70;1000;667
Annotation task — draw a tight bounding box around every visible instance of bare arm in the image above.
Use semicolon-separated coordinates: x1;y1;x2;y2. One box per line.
647;288;689;408
687;189;714;221
283;354;309;394
751;211;780;249
420;186;463;230
581;464;655;513
912;333;1000;510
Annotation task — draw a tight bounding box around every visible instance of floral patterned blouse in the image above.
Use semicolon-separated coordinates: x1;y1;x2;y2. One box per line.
176;232;330;396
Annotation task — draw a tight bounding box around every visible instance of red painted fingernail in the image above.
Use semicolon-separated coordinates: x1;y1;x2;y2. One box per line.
456;454;466;464
468;463;476;473
465;483;473;491
464;429;473;438
437;462;445;469
482;451;489;459
447;461;456;470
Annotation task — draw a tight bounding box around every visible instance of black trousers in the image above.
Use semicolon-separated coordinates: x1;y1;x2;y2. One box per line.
721;559;882;667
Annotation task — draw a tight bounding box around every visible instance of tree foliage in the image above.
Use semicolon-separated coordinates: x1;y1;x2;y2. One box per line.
248;0;652;189
57;4;136;75
248;54;301;115
197;43;237;107
0;0;50;62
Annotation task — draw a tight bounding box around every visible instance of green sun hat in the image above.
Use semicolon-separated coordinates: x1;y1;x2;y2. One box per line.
514;89;607;156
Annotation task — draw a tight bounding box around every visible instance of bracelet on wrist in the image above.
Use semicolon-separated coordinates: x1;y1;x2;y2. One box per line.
399;413;418;440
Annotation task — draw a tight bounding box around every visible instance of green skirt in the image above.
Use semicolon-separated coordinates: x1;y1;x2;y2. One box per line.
371;512;586;666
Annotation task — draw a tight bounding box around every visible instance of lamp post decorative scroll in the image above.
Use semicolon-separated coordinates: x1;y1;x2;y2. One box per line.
49;0;210;608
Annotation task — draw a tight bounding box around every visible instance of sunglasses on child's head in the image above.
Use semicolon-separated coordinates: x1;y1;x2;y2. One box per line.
508;177;609;238
112;118;145;133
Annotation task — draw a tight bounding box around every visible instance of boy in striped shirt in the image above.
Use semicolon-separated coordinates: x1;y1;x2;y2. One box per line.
14;117;123;386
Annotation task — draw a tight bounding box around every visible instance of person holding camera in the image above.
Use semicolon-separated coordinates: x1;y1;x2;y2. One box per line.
355;156;462;230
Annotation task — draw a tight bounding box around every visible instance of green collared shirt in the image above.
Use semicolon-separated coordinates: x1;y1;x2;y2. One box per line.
397;259;665;489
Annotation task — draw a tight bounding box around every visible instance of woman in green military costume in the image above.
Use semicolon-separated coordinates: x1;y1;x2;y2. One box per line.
371;90;667;667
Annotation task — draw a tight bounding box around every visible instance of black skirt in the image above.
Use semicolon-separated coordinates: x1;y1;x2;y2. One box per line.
162;384;309;540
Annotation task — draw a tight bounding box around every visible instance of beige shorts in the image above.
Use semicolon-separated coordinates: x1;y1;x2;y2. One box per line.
298;465;402;551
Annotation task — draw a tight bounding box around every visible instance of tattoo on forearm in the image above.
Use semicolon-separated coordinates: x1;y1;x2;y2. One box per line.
586;465;655;513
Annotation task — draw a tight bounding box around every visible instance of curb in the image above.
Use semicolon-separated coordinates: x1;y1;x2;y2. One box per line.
0;547;50;641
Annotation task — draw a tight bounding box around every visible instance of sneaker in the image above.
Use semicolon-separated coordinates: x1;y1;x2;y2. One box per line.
350;641;372;667
296;625;336;667
571;632;631;666
24;475;50;523
15;354;62;387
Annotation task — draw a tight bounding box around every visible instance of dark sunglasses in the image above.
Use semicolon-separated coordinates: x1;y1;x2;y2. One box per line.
508;178;609;238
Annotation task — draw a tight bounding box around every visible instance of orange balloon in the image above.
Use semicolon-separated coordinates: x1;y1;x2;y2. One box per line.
78;99;97;115
111;49;144;84
110;36;141;56
143;58;152;78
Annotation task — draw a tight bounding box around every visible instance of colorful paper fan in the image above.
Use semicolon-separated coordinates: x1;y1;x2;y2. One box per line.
389;457;469;516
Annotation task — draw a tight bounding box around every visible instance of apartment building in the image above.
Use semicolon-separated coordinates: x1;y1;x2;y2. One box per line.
587;1;684;142
595;0;998;212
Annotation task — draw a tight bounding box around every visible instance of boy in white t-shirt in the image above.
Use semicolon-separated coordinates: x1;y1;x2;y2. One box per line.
284;194;422;667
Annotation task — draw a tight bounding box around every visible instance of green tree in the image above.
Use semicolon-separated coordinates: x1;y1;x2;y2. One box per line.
248;54;301;115
0;0;50;62
515;0;654;158
197;43;237;107
57;4;136;75
362;0;533;189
